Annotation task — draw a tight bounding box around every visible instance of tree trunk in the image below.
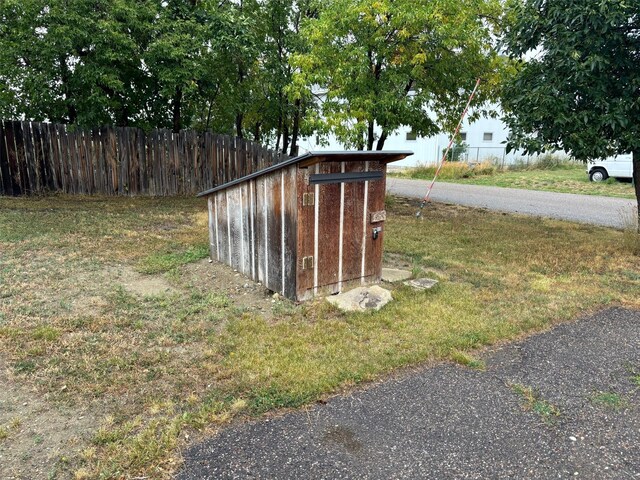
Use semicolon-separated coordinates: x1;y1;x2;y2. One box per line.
633;150;640;233
172;87;182;133
282;119;290;155
376;130;388;150
366;120;375;150
235;113;244;138
117;107;129;127
66;104;78;126
289;99;301;157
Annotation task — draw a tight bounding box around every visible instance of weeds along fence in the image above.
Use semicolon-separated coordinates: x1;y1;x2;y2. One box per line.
0;120;289;196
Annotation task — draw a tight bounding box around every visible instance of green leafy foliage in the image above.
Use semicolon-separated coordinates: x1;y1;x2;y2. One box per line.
292;0;507;150
0;0;318;151
502;0;640;227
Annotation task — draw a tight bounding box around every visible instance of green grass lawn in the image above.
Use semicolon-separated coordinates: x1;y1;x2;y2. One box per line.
392;163;636;199
0;195;639;479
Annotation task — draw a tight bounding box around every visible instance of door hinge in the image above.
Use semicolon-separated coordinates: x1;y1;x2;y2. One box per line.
302;256;314;270
302;192;315;206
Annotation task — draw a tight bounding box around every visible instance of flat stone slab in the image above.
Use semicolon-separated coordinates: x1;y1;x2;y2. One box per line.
381;268;412;283
404;278;439;291
326;285;393;312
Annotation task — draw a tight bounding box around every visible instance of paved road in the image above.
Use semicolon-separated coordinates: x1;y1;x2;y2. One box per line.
386;178;636;229
178;308;640;479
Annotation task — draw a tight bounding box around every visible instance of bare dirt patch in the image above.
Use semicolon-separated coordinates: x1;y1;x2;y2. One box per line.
110;265;177;297
180;259;281;318
0;360;98;480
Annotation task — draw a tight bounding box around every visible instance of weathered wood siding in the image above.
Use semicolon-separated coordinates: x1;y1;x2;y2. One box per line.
207;159;389;302
207;164;299;297
295;160;388;301
0;120;288;196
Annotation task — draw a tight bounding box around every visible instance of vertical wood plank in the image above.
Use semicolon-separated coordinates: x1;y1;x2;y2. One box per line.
254;175;267;286
216;190;229;266
199;134;210;190
14;122;30;194
128;128;138;195
25;122;39;193
316;162;342;290
138;128;147;195
162;129;170;196
108;127;119;194
178;131;187;195
37;123;55;191
240;182;251;276
80;130;88;193
203;131;211;191
149;130;158;195
227;186;243;272
30;122;44;193
58;124;70;193
68;127;80;194
217;135;223;186
169;131;176;195
208;196;216;260
117;127;127;194
364;161;386;280
187;132;199;193
282;165;297;300
221;135;228;185
91;128;102;194
0;122;12;195
174;130;180;195
5;122;21;195
341;162;366;283
266;171;283;294
295;165;315;299
249;179;257;280
78;130;88;193
46;123;60;191
156;129;164;196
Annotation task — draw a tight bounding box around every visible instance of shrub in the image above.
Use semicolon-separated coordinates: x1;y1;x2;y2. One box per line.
508;154;579;171
442;141;468;162
403;161;495;180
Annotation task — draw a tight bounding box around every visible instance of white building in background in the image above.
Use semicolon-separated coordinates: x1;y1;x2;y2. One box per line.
298;110;547;167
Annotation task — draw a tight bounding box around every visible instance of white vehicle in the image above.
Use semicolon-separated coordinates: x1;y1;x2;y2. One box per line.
587;154;633;182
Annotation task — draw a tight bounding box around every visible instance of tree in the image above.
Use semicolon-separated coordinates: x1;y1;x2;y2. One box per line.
214;0;321;154
0;0;321;148
0;0;157;127
144;0;235;132
502;0;640;230
292;0;505;151
0;0;242;132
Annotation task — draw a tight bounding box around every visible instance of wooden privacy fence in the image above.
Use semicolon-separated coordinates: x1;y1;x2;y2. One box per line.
0;120;289;196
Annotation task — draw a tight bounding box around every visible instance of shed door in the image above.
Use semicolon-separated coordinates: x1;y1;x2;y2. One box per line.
296;161;386;298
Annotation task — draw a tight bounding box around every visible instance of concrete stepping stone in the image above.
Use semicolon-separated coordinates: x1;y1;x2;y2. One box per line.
326;285;393;312
381;268;412;283
404;278;439;291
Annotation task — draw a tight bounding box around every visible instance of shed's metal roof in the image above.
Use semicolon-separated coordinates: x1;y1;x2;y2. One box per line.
197;150;413;197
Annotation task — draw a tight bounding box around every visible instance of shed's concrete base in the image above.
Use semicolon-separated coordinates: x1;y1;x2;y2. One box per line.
326;285;393;312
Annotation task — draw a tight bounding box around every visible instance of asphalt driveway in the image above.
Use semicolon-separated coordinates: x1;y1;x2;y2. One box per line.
178;308;640;479
386;178;636;229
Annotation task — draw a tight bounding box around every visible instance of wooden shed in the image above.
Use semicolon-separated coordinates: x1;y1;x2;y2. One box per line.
197;151;413;301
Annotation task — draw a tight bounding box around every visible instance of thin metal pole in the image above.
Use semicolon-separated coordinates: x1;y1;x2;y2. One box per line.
416;78;481;217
